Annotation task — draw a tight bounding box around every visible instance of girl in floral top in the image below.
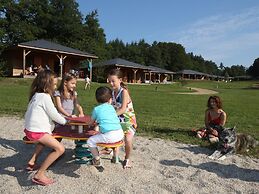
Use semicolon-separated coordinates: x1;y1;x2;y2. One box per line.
108;69;137;169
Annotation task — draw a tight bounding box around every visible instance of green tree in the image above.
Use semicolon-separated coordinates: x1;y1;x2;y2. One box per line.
145;41;162;67
155;42;191;71
228;65;246;77
124;39;150;65
219;62;224;70
107;38;126;59
22;0;52;39
48;0;83;47
80;10;107;60
248;58;259;78
0;0;38;45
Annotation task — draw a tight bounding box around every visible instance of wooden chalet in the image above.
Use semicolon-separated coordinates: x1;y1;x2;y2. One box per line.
2;39;98;78
175;69;225;80
94;58;174;83
146;65;174;83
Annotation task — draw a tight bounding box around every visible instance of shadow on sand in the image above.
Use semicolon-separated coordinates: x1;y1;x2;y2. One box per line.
0;137;82;188
160;159;259;182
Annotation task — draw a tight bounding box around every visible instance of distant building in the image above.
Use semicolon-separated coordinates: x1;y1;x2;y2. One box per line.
175;69;224;80
1;39;98;78
94;58;174;83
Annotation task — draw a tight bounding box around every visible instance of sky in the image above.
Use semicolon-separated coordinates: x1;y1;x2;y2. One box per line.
76;0;259;67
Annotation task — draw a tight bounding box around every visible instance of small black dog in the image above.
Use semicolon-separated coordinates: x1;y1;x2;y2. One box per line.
209;126;258;160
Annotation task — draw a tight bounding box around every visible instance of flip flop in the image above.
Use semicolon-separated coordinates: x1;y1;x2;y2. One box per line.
26;164;40;171
92;158;102;166
123;159;132;169
32;177;54;186
100;148;113;155
111;156;120;164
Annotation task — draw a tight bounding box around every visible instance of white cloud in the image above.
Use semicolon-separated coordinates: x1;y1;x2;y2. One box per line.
174;6;259;66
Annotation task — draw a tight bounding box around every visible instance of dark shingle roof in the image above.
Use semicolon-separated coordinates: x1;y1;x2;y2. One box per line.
176;69;225;78
18;39;97;58
94;58;148;69
176;69;206;75
94;58;175;74
147;65;175;74
94;58;174;74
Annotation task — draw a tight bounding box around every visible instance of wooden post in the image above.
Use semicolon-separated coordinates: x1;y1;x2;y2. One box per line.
132;69;138;83
87;59;93;81
90;59;92;81
23;50;25;77
23;49;31;77
57;55;67;78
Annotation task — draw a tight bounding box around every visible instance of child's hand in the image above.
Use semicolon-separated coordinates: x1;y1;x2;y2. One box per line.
211;129;218;137
94;125;99;132
71;115;77;118
78;113;84;117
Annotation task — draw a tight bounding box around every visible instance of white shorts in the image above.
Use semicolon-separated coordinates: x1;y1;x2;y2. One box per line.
87;129;124;148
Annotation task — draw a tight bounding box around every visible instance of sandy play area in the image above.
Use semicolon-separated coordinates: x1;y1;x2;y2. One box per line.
0;116;258;193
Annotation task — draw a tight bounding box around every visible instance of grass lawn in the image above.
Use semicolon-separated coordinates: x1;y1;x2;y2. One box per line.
0;78;258;157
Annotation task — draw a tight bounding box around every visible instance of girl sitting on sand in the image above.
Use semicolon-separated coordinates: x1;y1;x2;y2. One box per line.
196;96;227;143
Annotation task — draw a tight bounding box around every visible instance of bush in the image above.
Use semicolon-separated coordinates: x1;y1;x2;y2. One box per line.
0;60;9;77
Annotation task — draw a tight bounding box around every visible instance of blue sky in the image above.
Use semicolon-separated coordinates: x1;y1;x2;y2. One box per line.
76;0;259;67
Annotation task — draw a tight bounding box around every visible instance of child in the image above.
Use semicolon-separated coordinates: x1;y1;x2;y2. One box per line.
54;72;84;117
196;96;227;142
87;86;124;166
24;69;67;186
84;75;91;90
205;95;227;143
107;69;137;169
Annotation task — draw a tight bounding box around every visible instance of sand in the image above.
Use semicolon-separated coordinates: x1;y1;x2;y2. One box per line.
0;116;258;194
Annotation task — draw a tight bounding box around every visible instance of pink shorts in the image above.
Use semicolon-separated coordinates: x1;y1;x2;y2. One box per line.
24;129;48;141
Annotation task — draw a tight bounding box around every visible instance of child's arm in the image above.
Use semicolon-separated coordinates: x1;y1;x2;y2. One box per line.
116;89;130;116
90;108;97;129
219;110;227;126
44;94;67;125
74;96;84;117
87;117;95;126
205;110;219;136
55;96;71;117
204;109;212;130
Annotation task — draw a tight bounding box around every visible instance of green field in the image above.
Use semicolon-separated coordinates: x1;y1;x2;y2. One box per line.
1;78;258;157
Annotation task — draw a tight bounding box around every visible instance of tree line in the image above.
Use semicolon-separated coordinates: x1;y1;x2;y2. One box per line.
0;0;258;78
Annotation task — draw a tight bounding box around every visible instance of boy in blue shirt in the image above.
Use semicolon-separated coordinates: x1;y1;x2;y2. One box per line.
87;86;124;166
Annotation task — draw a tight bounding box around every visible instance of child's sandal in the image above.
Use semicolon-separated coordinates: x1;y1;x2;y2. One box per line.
92;158;101;166
100;148;113;155
122;159;132;169
111;156;120;164
26;163;39;171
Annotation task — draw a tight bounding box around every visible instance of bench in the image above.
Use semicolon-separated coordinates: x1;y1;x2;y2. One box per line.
23;136;124;149
23;120;124;165
23;134;124;165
